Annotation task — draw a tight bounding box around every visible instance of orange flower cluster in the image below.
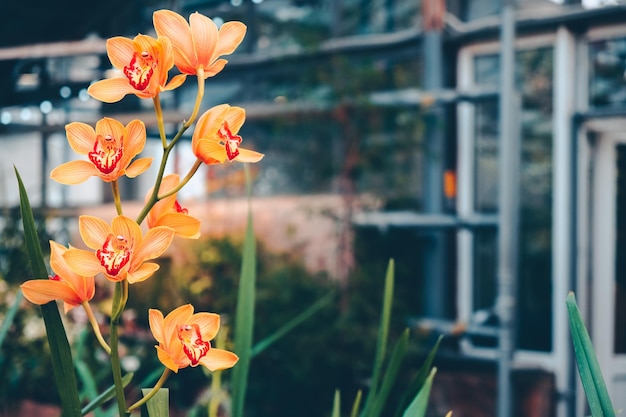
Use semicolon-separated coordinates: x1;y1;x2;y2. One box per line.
21;9;262;376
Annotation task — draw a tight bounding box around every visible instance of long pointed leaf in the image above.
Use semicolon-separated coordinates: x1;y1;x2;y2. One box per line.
251;291;336;358
401;367;437;417
231;165;257;417
361;259;395;417
16;167;82;417
566;292;615;417
369;329;410;417
350;390;363;417
331;390;341;417
394;335;443;417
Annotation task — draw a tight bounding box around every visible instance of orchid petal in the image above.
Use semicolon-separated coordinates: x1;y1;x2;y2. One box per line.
133;226;175;263
153;212;201;239
125;157;153;178
199;348;239;371
214;21;247;58
63;248;104;277
79;216;112;249
50;160;99;184
65;122;96;154
235;148;265;163
88;78;134;103
190;12;218;68
126;262;160;284
21;280;82;308
106;36;136;70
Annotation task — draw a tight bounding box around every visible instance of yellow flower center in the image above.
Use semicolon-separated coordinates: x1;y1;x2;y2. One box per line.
89;134;124;175
97;234;132;277
124;50;156;91
178;323;211;366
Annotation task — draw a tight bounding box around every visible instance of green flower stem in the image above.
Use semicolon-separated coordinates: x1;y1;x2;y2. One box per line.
126;368;171;412
110;280;129;417
111;180;123;216
81;301;111;355
153;95;168;149
184;67;205;130
157;159;203;201
136;72;202;225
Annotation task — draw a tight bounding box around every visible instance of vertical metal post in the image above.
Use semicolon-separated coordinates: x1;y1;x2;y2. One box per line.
422;0;447;318
497;1;519;417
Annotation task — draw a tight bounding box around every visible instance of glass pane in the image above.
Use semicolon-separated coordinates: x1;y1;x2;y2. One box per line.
615;144;626;353
590;37;626;108
471;48;554;351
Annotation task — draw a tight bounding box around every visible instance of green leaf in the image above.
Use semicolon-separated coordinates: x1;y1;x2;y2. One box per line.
81;373;134;416
16;167;82;417
350;390;363;417
141;388;169;417
369;329;410;417
231;164;257;417
331;390;341;417
251;291;336;358
361;259;395;417
401;367;437;417
394;335;443;417
566;292;615;417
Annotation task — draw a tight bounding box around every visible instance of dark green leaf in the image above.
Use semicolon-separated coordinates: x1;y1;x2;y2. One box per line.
369;329;410;417
401;367;437;417
361;259;394;417
16;167;82;417
394;335;443;417
566;292;615;417
231;165;257;417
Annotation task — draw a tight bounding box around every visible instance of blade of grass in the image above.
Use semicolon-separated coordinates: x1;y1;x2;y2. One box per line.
81;373;134;416
251;291;335;358
393;335;443;417
16;167;82;417
566;292;615;417
401;367;437;417
231;164;257;417
369;329;410;417
350;390;363;417
361;259;395;417
331;390;341;417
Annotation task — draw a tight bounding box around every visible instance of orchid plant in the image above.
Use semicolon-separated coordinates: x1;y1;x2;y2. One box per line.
17;8;262;417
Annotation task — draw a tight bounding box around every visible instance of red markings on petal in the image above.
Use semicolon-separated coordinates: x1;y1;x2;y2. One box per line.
174;200;188;214
97;233;132;276
219;122;242;161
124;52;156;91
178;323;211;366
89;134;124;174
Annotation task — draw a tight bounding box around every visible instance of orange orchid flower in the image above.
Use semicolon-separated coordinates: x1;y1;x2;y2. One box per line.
149;304;238;373
50;118;152;184
153;10;246;78
88;34;186;103
192;104;264;165
146;174;201;239
21;241;95;313
63;215;175;284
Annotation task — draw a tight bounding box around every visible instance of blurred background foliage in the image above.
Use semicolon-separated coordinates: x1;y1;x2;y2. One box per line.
0;214;430;417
